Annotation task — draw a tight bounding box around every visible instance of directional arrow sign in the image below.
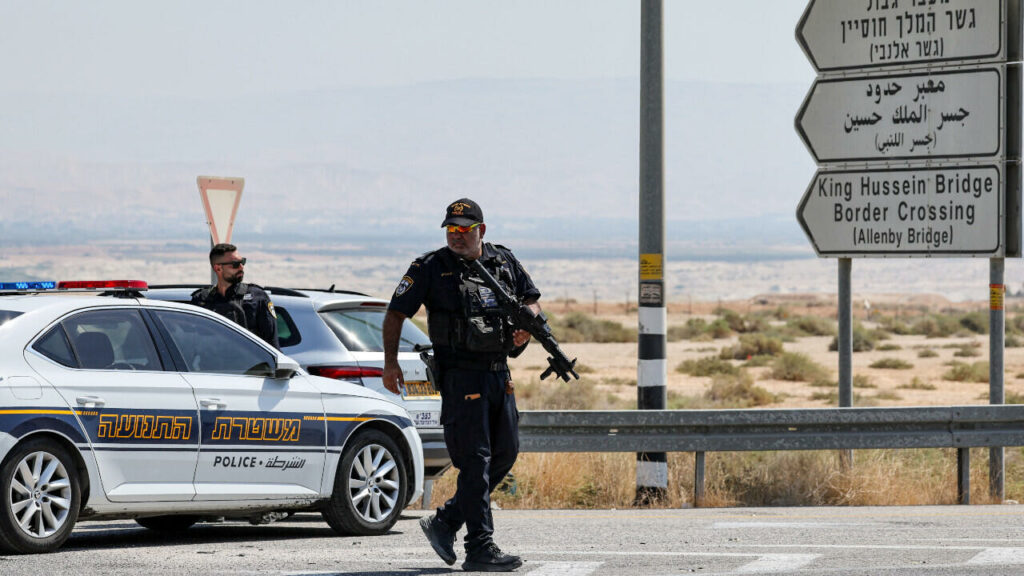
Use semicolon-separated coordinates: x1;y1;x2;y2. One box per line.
797;164;1003;256
796;66;1004;163
797;0;1005;72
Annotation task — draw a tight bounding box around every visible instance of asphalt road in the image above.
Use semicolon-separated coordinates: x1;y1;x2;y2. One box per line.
4;505;1024;575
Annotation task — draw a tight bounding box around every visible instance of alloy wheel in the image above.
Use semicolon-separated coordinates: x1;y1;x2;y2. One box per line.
347;443;400;523
9;451;73;539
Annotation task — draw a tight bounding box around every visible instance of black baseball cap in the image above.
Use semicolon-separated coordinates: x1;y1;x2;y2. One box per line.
441;198;484;227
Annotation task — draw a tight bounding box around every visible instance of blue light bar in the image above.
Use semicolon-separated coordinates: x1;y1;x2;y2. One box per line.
0;281;57;290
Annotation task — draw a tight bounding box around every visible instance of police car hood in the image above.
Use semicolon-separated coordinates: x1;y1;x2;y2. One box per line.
305;374;402;405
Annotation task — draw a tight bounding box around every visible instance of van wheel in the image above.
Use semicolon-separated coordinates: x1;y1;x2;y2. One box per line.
323;429;407;536
136;515;199;531
0;438;81;554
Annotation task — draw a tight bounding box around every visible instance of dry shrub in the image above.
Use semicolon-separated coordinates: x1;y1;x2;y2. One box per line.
943;361;989;383
548;312;637;343
869;358;913;370
719;334;784;360
786;315;837;337
676;355;739;377
704;372;778;408
770;352;829;382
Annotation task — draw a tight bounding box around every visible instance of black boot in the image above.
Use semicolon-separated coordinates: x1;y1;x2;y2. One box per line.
461;543;523;572
419;514;457;565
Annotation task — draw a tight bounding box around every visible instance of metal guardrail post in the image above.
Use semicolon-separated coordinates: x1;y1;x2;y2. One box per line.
958;448;971;505
694;452;706;507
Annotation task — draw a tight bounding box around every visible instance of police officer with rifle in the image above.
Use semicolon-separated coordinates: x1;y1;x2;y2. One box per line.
383;198;573;572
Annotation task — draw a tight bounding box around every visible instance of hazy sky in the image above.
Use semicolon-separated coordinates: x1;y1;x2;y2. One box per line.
2;1;814;97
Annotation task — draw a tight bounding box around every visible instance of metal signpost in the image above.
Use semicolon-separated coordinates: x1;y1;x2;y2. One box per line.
637;0;668;505
795;0;1022;495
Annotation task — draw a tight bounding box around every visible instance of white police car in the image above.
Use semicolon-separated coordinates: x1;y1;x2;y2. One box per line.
144;285;451;481
0;280;423;554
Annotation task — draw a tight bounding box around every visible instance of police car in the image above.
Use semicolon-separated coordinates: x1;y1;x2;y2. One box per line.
145;285;451;481
0;281;423;554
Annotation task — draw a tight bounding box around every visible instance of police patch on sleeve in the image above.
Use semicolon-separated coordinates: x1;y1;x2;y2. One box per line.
268;301;277;318
395;276;414;297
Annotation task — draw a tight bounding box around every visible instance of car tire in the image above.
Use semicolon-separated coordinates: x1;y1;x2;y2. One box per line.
322;429;408;536
135;515;199;531
0;438;81;554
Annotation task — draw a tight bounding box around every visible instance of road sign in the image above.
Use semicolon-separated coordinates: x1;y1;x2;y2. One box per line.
197;176;244;245
796;164;1003;256
795;66;1004;163
797;0;1005;72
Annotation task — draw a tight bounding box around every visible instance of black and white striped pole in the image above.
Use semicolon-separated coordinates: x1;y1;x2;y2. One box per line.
636;0;667;505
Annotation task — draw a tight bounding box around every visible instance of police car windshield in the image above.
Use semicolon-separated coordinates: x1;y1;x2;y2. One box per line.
0;310;23;328
319;309;430;353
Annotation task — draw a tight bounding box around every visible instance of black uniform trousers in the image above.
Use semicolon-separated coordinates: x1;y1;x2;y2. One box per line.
434;367;519;555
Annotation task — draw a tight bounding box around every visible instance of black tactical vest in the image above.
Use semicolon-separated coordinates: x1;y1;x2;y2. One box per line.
427;251;516;355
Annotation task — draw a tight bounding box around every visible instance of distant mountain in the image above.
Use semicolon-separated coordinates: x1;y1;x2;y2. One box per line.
0;78;816;258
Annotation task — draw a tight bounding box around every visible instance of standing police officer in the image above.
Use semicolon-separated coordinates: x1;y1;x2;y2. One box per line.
383;198;540;572
191;243;280;349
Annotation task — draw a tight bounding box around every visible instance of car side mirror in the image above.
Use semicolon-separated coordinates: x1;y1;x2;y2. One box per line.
274;355;301;380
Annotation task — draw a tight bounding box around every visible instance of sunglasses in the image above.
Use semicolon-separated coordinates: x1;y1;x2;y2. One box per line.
215;258;246;269
445;223;480;233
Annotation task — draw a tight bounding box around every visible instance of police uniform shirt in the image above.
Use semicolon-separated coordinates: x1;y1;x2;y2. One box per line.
190;283;280;350
388;243;540;359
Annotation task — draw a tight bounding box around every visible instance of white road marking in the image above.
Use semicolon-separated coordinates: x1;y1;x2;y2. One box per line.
966;548;1024;565
734;554;819;574
524;561;604;576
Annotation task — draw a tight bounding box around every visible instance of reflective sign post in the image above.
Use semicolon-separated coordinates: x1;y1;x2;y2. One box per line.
636;0;667;506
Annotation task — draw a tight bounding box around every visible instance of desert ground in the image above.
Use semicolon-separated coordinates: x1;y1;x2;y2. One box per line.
507;294;1023;410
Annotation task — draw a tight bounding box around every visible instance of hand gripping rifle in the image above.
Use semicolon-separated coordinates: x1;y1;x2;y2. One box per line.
468;259;579;382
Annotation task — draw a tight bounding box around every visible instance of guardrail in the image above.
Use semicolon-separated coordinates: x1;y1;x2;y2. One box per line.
518;405;1024;505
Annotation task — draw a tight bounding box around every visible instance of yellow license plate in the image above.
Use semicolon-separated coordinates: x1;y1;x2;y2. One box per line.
403;380;440;398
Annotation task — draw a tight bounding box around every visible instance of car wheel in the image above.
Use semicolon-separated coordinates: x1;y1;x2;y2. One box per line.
0;438;81;554
322;429;408;536
135;515;199;531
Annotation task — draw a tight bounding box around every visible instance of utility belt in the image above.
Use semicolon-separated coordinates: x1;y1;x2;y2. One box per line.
440;357;509;373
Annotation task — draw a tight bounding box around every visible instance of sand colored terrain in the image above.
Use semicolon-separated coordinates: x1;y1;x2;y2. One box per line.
508;294;1024;409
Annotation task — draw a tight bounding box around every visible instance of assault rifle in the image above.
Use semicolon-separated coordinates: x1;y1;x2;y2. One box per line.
468;259;579;382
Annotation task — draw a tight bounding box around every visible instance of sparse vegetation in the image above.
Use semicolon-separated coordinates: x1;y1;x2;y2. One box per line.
869;358;913;370
770;352;829;382
917;349;939;358
876;343;902;351
943;361;989;383
786;315;836;337
676;356;739;377
954;346;981;358
899;377;937;391
719;334;785;360
828;323;878;352
704;372;780;408
548;312;636;343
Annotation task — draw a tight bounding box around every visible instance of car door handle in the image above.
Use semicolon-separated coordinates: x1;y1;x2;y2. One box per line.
75;396;106;408
200;398;226;410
